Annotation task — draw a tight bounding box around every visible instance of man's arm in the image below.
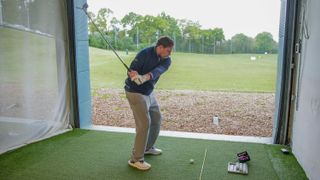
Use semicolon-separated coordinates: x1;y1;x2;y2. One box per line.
129;58;170;85
129;50;146;72
127;51;146;84
149;58;171;80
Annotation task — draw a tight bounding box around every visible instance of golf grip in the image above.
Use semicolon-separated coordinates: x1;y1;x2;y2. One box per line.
80;4;130;71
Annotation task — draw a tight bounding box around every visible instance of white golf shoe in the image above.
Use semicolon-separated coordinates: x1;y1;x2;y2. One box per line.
145;147;162;155
128;160;151;171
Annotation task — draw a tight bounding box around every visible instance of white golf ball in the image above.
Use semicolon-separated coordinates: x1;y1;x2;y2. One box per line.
190;159;194;164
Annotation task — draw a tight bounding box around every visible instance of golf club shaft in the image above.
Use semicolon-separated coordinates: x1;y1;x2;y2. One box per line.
80;5;130;71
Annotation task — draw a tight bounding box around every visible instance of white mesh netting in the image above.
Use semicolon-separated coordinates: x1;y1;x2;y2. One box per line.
0;0;72;154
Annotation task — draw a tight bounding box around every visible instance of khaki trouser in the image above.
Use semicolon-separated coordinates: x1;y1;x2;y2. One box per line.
125;91;162;162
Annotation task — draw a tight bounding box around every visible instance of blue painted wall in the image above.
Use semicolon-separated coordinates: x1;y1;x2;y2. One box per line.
73;0;91;128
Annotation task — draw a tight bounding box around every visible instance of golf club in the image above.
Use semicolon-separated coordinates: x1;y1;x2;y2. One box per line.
77;3;130;71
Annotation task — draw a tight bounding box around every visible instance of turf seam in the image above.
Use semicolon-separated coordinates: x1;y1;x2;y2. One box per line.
264;145;282;180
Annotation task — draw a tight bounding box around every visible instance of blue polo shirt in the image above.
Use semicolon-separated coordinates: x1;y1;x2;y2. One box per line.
124;46;171;95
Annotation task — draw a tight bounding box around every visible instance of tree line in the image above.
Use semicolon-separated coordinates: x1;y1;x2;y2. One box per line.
88;8;278;54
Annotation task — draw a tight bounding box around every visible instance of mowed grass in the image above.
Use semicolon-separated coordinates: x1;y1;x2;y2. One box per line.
89;47;277;92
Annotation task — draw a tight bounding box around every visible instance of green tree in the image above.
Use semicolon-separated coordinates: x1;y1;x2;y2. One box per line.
138;15;167;44
96;8;114;33
158;12;181;37
231;33;254;53
121;12;143;29
87;11;97;34
177;19;201;52
109;17;121;49
124;12;181;48
254;32;276;53
121;12;143;47
201;28;225;53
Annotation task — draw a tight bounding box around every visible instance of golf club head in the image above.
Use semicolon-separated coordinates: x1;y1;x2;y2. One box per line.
82;3;89;11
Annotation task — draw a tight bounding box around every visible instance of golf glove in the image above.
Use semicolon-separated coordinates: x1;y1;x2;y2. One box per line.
131;74;149;85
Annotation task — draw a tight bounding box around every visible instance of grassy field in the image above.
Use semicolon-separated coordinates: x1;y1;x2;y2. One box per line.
89;47;277;92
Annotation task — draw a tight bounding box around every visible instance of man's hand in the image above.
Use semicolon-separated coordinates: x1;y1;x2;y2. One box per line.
129;71;151;86
128;71;139;80
138;74;151;83
132;75;142;85
128;70;140;84
142;73;151;81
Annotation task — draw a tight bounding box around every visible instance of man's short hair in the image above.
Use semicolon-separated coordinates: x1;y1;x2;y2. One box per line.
156;36;174;48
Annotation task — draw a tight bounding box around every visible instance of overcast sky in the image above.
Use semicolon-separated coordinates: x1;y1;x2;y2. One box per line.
87;0;281;40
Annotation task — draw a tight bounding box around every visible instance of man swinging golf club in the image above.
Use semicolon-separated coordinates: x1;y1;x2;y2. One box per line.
78;4;172;171
125;36;174;170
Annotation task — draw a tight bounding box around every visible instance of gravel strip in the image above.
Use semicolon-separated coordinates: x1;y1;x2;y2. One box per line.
92;89;275;137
